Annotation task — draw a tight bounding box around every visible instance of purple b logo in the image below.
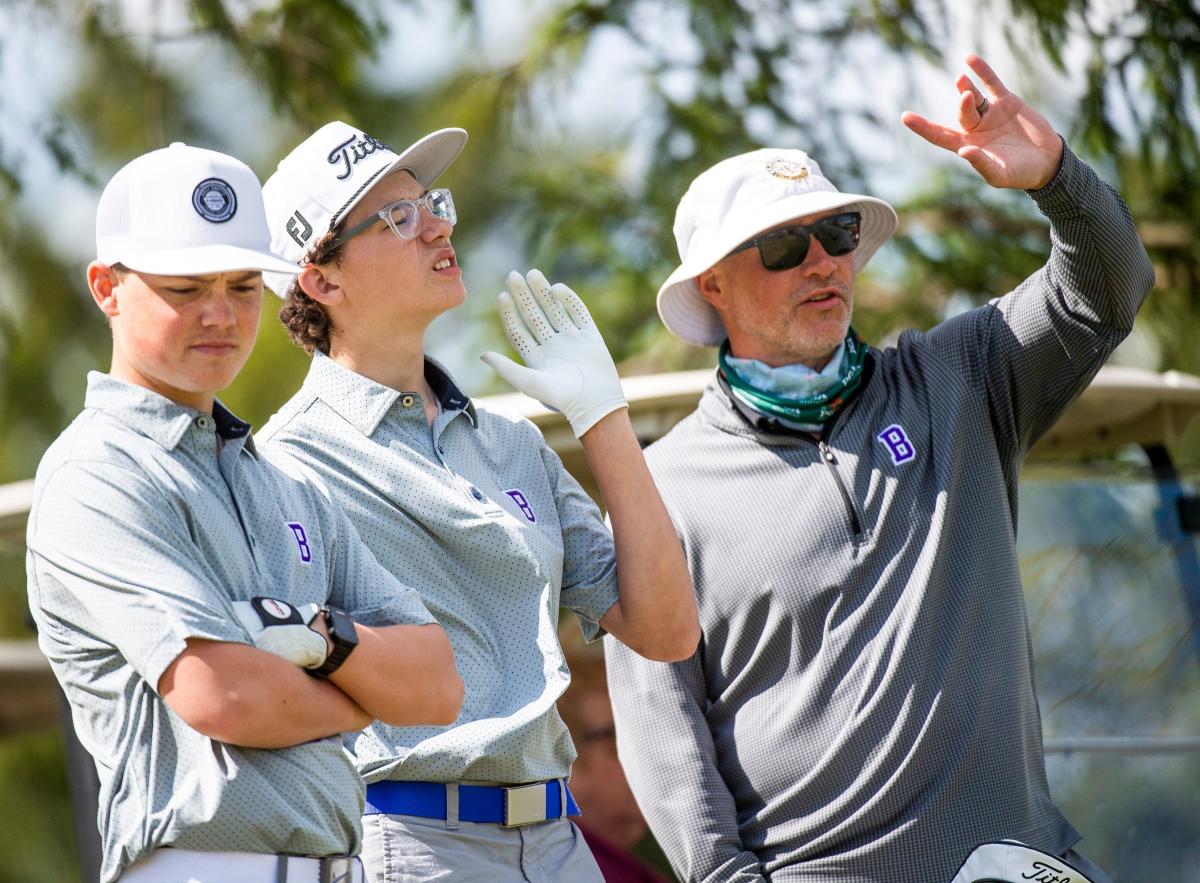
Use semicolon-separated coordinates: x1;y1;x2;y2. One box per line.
877;424;916;464
286;522;312;563
504;489;537;523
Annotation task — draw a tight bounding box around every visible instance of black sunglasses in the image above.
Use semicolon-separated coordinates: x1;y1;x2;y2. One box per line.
730;211;861;271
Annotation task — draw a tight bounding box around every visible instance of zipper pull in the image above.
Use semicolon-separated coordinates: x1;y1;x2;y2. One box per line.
818;441;837;464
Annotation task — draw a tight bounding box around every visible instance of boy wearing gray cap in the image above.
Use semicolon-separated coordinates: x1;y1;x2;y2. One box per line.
26;143;462;883
603;54;1148;883
256;122;699;882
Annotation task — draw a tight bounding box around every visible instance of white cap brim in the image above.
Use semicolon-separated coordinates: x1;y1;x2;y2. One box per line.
112;243;304;277
657;191;898;346
330;127;468;231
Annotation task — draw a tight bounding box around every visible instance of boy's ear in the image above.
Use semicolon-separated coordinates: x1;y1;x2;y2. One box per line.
297;265;344;306
87;262;122;318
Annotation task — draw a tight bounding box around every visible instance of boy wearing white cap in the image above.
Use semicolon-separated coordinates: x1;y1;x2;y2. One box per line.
605;55;1151;882
26;143;462;883
256;122;698;882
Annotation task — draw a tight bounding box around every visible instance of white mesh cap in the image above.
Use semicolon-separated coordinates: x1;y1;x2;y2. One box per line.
261;122;468;296
95;142;298;276
656;148;898;346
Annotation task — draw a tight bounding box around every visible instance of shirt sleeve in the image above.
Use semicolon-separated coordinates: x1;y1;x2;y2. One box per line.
923;142;1156;458
538;432;619;641
26;460;248;691
605;636;768;883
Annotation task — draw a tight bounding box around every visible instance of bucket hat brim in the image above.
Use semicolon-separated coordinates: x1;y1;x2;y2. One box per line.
657;190;898;346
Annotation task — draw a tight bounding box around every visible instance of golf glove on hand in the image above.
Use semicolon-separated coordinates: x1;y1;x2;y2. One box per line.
233;597;329;669
480;269;627;438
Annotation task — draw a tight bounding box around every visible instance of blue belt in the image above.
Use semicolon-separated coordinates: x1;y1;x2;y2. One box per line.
364;780;581;827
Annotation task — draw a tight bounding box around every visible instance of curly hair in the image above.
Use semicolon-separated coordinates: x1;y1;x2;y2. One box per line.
278;230;346;355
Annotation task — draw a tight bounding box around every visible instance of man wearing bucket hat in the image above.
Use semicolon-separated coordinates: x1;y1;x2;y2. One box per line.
25;143;462;883
605;54;1152;882
257;122;697;882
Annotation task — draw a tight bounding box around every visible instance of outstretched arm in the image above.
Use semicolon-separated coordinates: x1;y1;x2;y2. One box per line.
901;53;1063;190
908;54;1154;457
481;270;699;662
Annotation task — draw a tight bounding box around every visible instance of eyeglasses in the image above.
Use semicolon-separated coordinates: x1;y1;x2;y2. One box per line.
730;211;861;271
330;188;456;249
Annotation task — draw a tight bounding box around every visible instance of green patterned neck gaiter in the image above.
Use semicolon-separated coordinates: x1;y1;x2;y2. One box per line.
718;330;868;425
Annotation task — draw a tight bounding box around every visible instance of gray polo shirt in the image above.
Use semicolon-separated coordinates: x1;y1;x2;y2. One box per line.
258;353;620;785
26;373;435;883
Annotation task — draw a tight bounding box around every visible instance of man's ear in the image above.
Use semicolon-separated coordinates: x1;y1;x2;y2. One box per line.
696;267;728;311
87;262;121;318
297;264;344;306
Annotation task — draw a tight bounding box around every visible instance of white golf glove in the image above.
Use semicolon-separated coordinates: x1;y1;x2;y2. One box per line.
480;269;627;438
233;597;329;669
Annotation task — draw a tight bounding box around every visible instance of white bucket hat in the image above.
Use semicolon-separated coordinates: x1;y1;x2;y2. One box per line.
95;142;299;276
261;121;467;296
657;148;899;346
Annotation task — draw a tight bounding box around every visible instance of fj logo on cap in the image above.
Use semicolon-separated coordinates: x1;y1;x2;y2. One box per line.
327;132;390;181
766;156;809;180
191;178;238;223
286;211;313;247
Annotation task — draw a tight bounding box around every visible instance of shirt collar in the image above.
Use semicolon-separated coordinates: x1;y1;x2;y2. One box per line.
704;351;877;442
303;350;477;437
424;355;477;424
84;372;254;451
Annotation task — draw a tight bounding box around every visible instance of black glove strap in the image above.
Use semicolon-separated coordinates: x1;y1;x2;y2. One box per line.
306;605;358;679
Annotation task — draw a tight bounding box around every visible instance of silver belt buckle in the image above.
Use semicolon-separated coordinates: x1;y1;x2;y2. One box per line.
502;782;548;827
319;856;356;883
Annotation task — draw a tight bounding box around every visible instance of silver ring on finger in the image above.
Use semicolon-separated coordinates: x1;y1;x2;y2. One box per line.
975;96;989;115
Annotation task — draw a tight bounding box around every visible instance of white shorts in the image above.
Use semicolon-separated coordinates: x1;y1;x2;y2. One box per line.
119;849;364;883
360;813;604;883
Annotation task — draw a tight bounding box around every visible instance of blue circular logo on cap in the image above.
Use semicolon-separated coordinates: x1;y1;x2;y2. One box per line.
191;178;237;223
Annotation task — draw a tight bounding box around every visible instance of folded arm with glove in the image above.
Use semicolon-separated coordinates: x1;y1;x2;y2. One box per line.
233;596;329;669
231;595;461;728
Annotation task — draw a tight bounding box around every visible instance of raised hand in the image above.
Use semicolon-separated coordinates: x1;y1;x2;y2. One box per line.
480;269;627;438
901;53;1063;190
